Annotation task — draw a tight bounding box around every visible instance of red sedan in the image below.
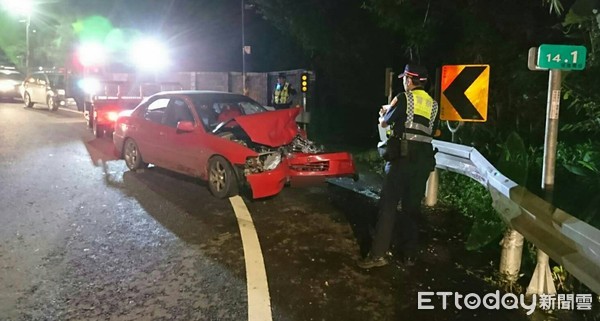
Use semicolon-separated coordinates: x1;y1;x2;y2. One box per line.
113;91;356;199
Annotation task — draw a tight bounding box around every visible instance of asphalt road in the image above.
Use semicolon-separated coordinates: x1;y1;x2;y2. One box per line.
0;101;578;321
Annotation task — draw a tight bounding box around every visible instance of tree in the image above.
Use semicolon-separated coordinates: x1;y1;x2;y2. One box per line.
250;0;404;144
0;11;27;68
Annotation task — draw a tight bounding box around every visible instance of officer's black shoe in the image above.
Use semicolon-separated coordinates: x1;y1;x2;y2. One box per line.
357;255;389;269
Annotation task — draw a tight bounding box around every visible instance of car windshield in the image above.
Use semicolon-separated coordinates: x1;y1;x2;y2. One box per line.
47;74;65;87
190;94;267;130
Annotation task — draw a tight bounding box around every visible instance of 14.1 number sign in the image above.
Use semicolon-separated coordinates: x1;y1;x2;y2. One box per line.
537;44;587;70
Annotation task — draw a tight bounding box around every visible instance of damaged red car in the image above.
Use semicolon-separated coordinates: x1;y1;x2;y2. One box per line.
113;91;357;199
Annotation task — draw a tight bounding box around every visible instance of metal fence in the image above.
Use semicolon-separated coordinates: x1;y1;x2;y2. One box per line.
432;139;600;294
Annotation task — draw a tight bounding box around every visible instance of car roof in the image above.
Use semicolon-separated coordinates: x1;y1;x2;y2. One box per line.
156;90;250;99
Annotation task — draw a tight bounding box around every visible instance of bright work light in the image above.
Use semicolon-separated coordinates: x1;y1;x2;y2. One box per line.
129;38;170;71
78;42;107;67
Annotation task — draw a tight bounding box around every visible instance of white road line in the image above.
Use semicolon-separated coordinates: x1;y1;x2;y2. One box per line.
229;195;273;321
58;107;83;114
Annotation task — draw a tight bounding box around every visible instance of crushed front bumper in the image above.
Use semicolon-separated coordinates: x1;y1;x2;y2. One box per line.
244;151;356;199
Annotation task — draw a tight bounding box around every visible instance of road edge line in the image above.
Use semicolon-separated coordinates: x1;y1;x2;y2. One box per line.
229;195;273;321
58;106;83;114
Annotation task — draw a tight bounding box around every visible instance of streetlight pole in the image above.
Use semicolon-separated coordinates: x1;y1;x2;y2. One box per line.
241;0;246;94
25;12;30;73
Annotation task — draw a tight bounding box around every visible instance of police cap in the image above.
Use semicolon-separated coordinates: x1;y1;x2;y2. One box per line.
398;64;428;81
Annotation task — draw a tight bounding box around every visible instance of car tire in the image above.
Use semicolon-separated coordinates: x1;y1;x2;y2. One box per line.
47;97;58;111
24;93;33;108
123;138;148;171
208;155;239;198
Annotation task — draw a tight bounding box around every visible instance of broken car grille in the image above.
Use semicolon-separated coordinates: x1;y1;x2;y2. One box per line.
289;161;329;172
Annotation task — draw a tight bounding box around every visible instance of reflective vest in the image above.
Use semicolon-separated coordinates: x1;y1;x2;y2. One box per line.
273;82;291;105
392;89;438;144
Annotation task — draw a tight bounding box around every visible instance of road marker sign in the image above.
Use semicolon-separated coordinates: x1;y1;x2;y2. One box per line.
537;44;586;70
440;64;490;122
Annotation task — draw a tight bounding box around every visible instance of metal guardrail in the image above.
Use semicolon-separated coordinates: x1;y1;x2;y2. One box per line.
432;139;600;294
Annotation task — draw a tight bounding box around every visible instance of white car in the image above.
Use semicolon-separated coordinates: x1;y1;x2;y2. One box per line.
21;71;67;111
0;69;24;101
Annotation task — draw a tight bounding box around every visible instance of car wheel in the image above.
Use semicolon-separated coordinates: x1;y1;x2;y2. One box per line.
123;138;148;170
208;155;239;198
24;93;33;108
47;97;58;111
93;122;104;138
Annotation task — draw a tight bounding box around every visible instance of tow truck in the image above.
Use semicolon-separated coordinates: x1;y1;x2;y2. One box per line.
84;81;182;138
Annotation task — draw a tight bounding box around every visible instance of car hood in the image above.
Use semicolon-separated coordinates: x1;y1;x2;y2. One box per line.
233;107;301;147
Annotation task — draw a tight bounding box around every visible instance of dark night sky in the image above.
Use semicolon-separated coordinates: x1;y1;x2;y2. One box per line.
61;0;307;72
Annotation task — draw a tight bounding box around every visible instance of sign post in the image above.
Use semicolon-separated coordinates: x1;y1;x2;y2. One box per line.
525;44;587;296
541;69;561;200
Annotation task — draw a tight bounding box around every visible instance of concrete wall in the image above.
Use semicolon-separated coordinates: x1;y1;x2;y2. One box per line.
96;69;311;108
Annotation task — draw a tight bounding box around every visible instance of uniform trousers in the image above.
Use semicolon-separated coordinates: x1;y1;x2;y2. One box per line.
370;142;435;258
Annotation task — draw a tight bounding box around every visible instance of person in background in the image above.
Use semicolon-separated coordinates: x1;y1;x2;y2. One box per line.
358;64;439;269
271;73;296;110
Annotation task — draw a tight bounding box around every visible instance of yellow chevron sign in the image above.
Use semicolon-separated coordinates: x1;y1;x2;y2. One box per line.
440;64;490;122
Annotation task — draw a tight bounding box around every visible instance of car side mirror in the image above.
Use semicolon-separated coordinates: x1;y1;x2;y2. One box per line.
176;120;195;132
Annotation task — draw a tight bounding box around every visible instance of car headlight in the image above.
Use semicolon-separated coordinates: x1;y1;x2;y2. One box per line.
57;89;66;95
0;79;15;92
262;153;281;171
0;82;12;92
245;152;281;173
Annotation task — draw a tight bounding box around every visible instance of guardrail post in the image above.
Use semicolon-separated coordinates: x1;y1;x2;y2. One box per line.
499;229;524;284
526;250;556;295
425;169;438;207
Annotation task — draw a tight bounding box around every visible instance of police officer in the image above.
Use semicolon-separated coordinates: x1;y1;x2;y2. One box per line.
358;64;439;269
272;73;297;109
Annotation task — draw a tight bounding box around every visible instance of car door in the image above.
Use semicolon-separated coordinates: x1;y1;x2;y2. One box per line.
22;74;38;102
134;97;171;167
32;74;48;103
161;98;203;176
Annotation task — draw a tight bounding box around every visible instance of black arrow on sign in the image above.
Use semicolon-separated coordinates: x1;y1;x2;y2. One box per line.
443;66;486;120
